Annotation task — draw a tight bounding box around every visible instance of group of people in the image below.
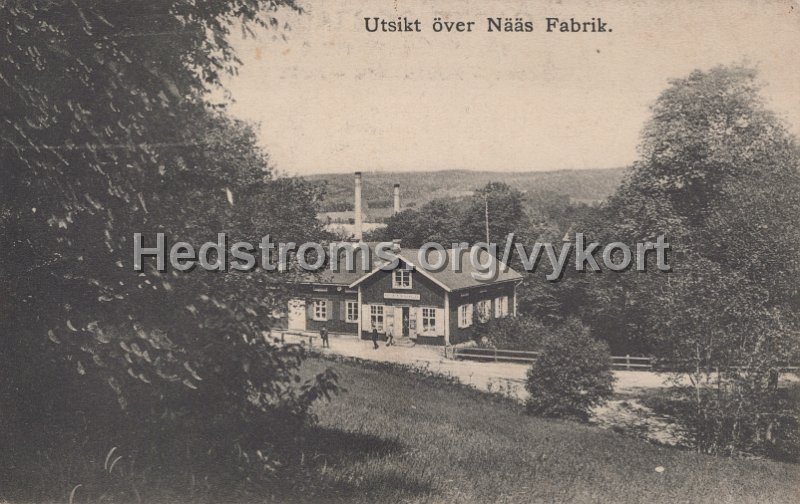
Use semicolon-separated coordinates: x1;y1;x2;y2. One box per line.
318;325;396;350
371;325;394;349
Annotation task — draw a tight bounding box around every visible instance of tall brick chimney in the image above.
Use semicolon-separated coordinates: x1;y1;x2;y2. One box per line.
354;172;363;241
393;183;400;215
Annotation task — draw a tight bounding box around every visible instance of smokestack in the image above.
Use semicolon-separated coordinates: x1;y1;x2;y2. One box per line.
393;184;400;215
354;172;363;241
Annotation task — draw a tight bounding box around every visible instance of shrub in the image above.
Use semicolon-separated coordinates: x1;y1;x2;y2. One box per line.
665;376;800;460
524;319;615;421
472;315;547;350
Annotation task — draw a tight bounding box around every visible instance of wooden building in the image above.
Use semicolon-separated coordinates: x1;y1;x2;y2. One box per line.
284;244;522;346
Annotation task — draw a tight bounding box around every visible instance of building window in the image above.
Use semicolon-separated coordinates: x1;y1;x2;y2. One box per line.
421;307;437;334
312;299;328;321
458;304;473;328
392;269;412;289
494;296;509;318
345;300;359;323
476;299;492;322
370;305;384;332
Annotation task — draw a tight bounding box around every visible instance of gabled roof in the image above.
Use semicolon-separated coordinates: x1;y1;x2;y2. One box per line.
291;241;379;287
293;242;523;291
346;247;522;292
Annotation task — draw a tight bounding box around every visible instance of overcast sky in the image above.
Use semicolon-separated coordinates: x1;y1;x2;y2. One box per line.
221;0;800;176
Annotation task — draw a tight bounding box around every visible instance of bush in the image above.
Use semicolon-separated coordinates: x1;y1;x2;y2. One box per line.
635;383;800;461
664;377;800;460
472;315;547;350
524;319;615;421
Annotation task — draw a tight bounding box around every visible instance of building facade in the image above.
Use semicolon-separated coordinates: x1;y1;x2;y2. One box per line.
283;246;522;346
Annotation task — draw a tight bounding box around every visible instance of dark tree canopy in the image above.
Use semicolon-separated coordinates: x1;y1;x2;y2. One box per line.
630;66;798;225
574;65;800;456
1;2;337;490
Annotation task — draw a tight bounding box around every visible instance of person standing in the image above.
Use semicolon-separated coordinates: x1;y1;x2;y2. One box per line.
385;324;394;347
371;327;379;349
320;325;329;348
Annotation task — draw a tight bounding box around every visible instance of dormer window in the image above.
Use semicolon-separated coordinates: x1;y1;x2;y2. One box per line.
393;269;412;289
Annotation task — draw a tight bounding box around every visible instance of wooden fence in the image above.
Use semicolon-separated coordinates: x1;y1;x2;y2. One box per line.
450;347;541;364
272;331;318;347
450;347;653;370
611;355;654;370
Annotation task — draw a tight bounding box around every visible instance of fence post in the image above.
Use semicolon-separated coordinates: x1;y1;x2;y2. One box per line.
309;334;313;347
280;332;285;344
494;347;498;362
626;354;630;370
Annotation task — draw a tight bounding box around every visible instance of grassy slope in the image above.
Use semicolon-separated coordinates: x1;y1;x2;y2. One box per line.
298;357;799;504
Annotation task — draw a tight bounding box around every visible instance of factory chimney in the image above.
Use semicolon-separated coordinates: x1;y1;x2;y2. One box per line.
354;171;363;241
393;183;401;215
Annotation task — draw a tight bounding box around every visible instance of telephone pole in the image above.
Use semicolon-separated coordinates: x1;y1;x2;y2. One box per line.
484;193;490;243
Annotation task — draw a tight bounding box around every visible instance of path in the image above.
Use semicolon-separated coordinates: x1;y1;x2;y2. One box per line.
279;332;795;447
275;332;673;401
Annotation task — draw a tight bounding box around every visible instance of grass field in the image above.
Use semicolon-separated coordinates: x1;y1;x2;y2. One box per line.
4;357;798;503
293;357;800;504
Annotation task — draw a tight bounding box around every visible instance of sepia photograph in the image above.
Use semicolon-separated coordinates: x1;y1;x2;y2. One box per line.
2;0;799;502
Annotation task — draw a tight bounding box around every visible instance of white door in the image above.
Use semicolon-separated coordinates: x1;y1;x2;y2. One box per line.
392;306;403;335
288;299;306;331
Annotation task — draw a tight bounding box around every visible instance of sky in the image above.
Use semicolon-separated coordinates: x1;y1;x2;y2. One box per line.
221;0;800;176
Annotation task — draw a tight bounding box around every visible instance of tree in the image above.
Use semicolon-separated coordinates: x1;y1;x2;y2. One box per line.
562;188;687;354
370;182;535;248
1;2;337;496
460;182;529;244
631;66;797;225
644;259;800;457
594;65;800;456
368;199;460;246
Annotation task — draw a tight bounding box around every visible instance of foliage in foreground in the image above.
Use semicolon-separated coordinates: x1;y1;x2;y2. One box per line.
0;1;337;495
524;319;615;421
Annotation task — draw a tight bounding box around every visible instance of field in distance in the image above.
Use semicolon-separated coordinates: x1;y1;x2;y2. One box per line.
308;167;626;212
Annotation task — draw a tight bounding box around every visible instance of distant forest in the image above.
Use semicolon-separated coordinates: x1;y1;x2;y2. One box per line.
309;167;627;213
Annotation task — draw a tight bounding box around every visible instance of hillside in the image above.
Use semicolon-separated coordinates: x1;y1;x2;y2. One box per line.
288;357;799;504
308;168;627;212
